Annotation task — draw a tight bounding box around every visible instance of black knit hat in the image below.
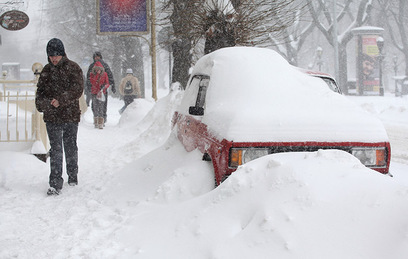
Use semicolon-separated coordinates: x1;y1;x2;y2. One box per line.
46;38;66;57
93;51;103;59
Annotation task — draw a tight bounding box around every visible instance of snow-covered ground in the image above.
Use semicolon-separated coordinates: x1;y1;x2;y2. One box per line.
0;89;407;258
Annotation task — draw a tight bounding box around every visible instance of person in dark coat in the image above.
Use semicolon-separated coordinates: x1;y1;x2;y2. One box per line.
86;51;115;123
35;38;84;195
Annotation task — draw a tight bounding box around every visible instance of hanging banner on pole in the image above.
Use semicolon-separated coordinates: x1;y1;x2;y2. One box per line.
97;0;149;35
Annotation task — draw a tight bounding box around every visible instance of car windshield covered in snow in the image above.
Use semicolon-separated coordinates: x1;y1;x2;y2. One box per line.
297;68;342;94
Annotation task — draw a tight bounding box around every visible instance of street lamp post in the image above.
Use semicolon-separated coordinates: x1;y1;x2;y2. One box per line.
151;0;157;101
316;46;323;71
376;37;385;96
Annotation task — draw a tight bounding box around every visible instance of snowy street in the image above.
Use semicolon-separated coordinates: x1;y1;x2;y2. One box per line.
0;96;163;257
1;91;408;258
1;0;408;257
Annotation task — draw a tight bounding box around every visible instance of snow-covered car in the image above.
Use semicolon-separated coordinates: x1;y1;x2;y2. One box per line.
172;47;391;186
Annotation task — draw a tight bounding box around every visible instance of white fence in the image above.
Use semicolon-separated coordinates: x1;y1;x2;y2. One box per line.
0;79;49;158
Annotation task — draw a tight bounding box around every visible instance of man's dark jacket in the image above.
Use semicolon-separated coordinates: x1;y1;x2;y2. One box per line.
35;56;84;123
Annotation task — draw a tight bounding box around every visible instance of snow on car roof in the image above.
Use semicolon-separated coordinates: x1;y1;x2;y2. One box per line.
187;47;388;143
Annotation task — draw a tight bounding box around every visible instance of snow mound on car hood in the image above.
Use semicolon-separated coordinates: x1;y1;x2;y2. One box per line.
192;47;388;143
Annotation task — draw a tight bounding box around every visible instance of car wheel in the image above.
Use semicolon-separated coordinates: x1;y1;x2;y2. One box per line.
214;174;230;188
202;153;211;161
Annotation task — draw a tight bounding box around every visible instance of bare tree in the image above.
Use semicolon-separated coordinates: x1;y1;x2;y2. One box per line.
376;0;408;75
160;0;303;88
306;0;372;94
269;3;315;66
165;0;195;88
199;0;303;47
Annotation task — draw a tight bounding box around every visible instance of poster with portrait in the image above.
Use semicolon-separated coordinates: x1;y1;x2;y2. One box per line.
97;0;149;35
357;35;380;95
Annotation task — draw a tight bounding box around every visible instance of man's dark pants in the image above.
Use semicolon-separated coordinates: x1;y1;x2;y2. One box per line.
46;122;79;190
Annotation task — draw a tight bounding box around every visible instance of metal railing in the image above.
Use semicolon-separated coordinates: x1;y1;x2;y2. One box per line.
0;78;49;157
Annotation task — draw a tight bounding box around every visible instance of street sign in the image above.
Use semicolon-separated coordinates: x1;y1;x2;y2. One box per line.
97;0;149;35
0;10;29;31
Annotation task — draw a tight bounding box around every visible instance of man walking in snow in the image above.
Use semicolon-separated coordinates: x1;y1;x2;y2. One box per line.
35;38;84;195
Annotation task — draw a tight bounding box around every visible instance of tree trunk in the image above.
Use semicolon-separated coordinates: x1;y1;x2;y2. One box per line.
169;0;193;89
111;37;122;97
338;45;348;95
171;38;191;88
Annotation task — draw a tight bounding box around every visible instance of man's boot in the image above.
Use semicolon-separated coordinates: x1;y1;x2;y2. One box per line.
97;117;104;129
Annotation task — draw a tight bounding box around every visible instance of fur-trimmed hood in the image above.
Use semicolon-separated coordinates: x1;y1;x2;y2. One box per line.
92;61;105;74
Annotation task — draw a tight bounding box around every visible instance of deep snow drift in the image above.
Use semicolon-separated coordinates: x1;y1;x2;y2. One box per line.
0;88;408;258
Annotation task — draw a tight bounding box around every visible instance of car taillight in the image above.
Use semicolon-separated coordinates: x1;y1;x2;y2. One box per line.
351;147;387;168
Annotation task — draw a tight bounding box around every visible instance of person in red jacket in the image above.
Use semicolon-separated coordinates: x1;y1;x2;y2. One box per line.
86;52;115;122
89;61;110;129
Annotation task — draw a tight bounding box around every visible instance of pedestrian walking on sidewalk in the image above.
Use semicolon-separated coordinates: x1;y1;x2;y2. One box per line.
118;68;141;114
89;61;110;129
86;51;115;123
35;38;84;195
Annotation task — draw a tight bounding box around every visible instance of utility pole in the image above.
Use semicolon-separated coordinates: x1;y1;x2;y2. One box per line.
393;55;399;97
151;0;157;101
332;0;339;82
376;36;384;96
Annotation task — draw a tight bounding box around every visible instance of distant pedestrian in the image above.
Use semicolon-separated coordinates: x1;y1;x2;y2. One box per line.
118;68;141;114
35;38;84;195
89;61;110;129
86;51;115;123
